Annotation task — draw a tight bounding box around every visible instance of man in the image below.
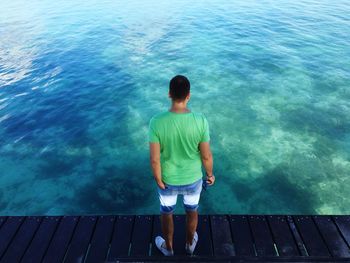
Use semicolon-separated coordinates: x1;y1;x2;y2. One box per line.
148;75;215;256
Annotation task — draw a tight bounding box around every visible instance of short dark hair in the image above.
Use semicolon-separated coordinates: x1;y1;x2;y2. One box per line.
169;75;190;101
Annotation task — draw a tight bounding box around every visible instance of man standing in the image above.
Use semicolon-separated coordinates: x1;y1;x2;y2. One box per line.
148;75;215;256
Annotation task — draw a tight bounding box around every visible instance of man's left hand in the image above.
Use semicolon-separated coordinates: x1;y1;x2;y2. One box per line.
156;180;166;189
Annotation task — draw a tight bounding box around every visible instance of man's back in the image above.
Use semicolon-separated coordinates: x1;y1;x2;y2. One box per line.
149;111;210;185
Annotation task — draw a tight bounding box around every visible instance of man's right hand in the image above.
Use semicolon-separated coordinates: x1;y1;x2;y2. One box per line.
206;173;215;185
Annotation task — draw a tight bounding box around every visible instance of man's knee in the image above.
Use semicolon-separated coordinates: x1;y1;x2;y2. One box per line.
160;204;176;214
184;203;199;212
183;192;200;212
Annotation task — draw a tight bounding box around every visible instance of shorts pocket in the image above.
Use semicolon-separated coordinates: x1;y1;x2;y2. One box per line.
158;184;175;196
184;179;202;194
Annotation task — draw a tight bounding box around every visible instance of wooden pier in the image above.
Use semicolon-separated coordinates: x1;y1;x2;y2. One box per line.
0;214;350;262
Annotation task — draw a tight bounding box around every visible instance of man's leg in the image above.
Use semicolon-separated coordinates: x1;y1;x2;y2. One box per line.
157;190;177;254
185;210;198;245
161;213;174;250
183;179;202;253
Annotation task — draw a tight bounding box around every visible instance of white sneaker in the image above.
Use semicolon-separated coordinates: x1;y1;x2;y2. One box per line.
185;231;198;255
155;236;174;256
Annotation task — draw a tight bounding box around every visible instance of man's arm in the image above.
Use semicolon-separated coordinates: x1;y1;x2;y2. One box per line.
149;142;165;189
199;141;215;185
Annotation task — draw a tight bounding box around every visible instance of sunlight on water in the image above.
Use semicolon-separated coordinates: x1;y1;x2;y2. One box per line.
0;0;349;215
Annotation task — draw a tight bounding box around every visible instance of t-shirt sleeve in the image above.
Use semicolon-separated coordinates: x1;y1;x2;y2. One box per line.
148;117;160;143
200;116;210;142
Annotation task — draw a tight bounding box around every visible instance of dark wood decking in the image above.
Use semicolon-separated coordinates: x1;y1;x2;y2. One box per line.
0;215;349;262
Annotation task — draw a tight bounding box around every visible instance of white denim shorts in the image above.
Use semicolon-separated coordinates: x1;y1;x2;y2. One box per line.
157;178;203;214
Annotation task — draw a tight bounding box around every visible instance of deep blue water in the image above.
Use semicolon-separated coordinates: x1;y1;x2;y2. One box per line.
0;0;349;215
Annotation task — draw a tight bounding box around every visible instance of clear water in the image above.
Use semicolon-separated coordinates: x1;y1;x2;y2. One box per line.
0;0;349;215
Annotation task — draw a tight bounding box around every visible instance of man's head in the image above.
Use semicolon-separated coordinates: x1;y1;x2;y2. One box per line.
168;75;190;102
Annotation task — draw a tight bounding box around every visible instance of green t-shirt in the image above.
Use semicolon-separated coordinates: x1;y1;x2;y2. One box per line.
148;111;210;185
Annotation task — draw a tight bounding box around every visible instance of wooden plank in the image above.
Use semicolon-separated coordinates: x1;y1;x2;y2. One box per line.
267;215;299;256
63;215;97;263
84;215;116;263
130;215;152;256
210;215;234;256
0;216;42;262
333;215;350;248
151;215;162;256
196;215;213;256
0;217;6;229
21;216;61;263
42;216;79;263
293;215;330;256
108;215;134;260
249;215;277;256
173;215;186;255
314;215;350;257
0;216;24;259
286;215;308;256
229;215;255;256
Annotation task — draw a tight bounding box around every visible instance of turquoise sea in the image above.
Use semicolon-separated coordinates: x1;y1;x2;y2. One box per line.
0;0;349;215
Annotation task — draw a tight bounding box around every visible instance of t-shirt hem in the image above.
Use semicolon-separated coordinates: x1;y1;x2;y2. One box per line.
163;174;203;186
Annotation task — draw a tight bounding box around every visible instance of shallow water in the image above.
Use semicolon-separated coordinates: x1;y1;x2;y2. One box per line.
0;0;349;215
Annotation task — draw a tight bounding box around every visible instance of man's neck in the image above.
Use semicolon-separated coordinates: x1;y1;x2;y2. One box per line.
170;102;190;113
